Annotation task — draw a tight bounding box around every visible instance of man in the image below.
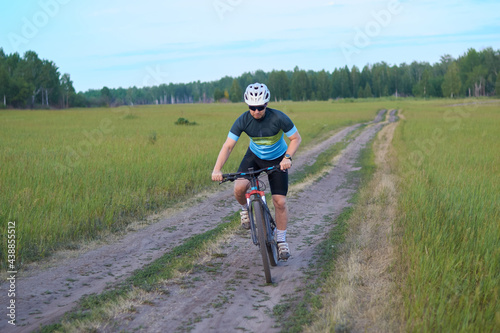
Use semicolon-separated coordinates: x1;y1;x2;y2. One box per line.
212;83;301;260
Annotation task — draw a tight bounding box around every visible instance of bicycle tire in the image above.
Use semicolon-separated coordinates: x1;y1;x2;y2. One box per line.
264;210;279;267
251;199;272;283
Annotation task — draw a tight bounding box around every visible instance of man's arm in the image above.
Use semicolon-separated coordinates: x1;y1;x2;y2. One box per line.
280;131;302;170
286;131;301;157
212;137;237;181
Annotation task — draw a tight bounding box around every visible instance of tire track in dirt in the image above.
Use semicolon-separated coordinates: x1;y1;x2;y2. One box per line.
105;118;389;333
0;113;384;333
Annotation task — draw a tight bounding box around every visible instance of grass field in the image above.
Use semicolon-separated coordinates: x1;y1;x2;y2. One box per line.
393;100;500;331
0;101;381;266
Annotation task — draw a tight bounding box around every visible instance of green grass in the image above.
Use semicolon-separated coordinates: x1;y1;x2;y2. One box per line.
393;100;500;332
0;101;380;267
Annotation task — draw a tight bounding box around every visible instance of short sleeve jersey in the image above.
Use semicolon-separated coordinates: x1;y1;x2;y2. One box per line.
228;108;298;160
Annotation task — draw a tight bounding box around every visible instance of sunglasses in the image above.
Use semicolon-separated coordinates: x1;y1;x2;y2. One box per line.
249;105;266;111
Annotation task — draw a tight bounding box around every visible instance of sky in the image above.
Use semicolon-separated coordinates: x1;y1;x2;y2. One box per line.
1;0;499;92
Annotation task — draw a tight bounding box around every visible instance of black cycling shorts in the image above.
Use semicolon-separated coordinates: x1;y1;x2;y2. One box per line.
237;148;288;196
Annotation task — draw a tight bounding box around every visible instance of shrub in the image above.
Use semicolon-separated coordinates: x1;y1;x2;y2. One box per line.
175;117;197;126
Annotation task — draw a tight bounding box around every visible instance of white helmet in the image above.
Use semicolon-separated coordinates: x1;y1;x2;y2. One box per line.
244;83;270;106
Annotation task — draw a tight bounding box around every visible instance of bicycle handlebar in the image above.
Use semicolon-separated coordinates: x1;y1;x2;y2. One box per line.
220;165;281;184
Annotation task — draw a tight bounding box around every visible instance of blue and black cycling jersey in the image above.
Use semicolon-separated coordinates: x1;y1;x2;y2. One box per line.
228;108;297;160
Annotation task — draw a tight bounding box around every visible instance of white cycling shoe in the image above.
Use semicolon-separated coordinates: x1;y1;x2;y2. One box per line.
240;210;250;230
278;242;291;260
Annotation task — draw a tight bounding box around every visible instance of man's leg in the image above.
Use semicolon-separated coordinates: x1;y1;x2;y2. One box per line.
272;194;288;231
235;179;250;229
273;194;290;260
235;148;254;206
234;179;250;205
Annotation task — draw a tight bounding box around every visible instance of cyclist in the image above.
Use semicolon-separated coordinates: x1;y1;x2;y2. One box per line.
212;82;301;260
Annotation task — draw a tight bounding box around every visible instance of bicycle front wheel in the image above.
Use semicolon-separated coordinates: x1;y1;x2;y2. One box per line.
251;199;272;284
264;210;279;267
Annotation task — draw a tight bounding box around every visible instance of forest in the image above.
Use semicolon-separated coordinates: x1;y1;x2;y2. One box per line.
0;46;499;109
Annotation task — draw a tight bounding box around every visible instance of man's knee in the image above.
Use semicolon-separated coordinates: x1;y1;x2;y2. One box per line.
234;179;249;197
272;195;287;211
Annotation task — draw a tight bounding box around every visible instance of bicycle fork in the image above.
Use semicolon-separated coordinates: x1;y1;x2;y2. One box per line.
246;191;265;246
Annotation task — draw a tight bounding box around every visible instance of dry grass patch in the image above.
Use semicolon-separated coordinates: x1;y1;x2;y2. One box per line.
57;288;159;332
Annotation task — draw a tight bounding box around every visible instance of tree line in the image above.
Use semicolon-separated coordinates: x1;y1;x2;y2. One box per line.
1;47;499;109
0;49;76;108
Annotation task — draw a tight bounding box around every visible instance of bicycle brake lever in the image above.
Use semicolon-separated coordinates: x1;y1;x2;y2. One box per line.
219;176;235;185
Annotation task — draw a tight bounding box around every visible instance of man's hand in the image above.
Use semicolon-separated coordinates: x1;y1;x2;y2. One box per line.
212;170;223;182
280;158;292;171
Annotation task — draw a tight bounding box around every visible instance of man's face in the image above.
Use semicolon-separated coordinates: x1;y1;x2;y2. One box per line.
248;104;267;120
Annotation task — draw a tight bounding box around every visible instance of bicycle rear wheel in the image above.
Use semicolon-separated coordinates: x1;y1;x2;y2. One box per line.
251;199;272;283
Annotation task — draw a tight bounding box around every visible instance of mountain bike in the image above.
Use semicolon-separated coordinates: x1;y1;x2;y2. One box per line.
220;165;281;283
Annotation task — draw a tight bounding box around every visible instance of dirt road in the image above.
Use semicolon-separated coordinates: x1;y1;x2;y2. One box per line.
0;110;392;333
